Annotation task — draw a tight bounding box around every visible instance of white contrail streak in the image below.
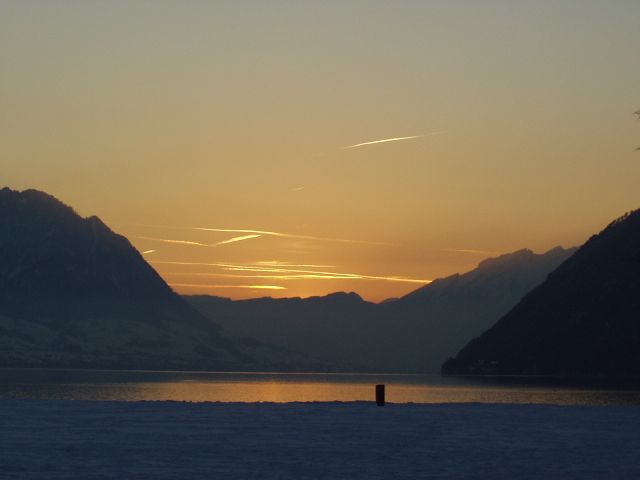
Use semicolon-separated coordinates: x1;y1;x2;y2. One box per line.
133;236;213;247
252;261;336;268
153;261;432;284
169;283;287;290
122;225;392;246
131;234;261;247
163;271;431;283
214;234;261;246
343;131;446;149
192;227;392;245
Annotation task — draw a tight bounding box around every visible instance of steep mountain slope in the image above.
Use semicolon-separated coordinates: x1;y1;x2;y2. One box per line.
186;246;575;373
377;246;577;373
0;188;319;371
442;210;640;378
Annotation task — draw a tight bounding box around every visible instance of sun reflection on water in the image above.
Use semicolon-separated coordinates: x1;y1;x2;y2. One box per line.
0;371;639;405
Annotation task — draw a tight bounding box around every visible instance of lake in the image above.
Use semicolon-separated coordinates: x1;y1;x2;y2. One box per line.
1;369;639;405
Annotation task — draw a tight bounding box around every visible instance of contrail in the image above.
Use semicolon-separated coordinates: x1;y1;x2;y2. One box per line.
252;261;336;268
168;283;287;290
131;234;261;247
214;234;261;246
191;227;392;245
133;236;213;247
153;261;432;284
343;131;446;149
121;224;393;246
163;271;432;283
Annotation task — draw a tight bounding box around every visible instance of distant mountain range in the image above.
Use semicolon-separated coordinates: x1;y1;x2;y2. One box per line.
442;210;640;378
0;188;326;371
11;186;632;379
186;246;575;373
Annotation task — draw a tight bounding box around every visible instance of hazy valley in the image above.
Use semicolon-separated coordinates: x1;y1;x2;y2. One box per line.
185;246;575;373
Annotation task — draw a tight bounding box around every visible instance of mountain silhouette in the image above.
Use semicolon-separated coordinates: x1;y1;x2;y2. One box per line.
0;187;322;371
186;246;575;373
186;292;380;371
442;210;640;378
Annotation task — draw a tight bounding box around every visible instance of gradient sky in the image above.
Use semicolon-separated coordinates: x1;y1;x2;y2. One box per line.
2;1;640;302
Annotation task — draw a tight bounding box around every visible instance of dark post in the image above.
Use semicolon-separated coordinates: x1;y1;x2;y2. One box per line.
375;384;385;406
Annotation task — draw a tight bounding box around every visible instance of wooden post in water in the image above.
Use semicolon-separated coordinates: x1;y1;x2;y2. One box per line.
376;384;385;406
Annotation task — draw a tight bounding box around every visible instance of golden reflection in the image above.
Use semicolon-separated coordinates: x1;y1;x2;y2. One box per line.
134;381;640;404
5;370;639;404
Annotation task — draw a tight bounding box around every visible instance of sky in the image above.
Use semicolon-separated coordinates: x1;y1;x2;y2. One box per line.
2;1;640;302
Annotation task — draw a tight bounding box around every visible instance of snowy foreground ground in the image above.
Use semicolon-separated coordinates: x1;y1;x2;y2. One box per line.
1;399;640;479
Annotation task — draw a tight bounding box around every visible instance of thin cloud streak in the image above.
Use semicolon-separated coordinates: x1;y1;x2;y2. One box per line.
169;283;286;290
162;272;360;280
163;272;430;283
122;224;392;246
214;234;262;246
252;261;336;268
192;228;391;246
133;236;213;247
153;261;431;284
343;131;446;149
132;234;262;247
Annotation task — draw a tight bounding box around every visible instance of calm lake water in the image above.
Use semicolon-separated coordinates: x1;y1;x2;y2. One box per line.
1;369;639;405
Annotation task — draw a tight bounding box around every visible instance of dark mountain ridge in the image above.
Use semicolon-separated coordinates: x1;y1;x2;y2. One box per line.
0;188;323;371
187;292;380;372
0;188;210;332
442;210;640;378
401;246;574;304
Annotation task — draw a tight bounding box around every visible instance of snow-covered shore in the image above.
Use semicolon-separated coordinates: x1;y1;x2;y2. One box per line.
1;398;639;479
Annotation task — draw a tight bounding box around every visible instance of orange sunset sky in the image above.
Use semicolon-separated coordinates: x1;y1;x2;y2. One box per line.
2;1;640;302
